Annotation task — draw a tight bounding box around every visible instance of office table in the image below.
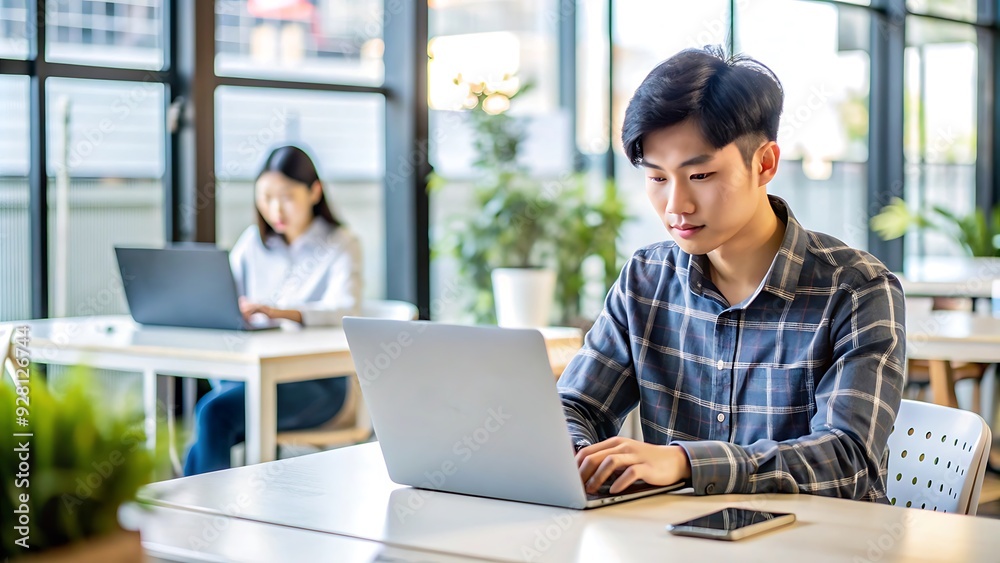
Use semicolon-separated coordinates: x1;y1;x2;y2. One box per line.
124;504;483;563
5;316;582;465
906;311;1000;409
899;256;1000;299
138;442;1000;562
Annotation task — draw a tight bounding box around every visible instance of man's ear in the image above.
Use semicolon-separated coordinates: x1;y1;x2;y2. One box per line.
757;142;780;187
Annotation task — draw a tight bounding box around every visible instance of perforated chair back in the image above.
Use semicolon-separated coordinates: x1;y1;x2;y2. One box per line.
886;399;991;515
359;300;419;321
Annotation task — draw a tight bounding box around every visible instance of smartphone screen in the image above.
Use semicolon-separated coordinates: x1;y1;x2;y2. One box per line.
666;508;795;540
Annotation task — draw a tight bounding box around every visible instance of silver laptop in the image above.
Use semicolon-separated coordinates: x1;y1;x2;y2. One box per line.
342;318;684;509
115;246;279;331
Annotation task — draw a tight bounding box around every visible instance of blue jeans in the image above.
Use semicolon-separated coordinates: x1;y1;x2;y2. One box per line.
183;377;347;475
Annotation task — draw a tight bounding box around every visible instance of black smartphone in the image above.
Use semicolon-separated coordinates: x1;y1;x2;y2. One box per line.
666;507;796;541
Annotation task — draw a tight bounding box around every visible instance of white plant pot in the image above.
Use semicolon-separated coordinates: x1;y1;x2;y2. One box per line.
492;268;557;328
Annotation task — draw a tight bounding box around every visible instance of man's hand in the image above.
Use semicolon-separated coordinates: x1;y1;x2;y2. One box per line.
576;437;691;495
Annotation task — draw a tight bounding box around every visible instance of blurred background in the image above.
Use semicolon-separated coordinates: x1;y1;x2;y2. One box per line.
0;0;996;388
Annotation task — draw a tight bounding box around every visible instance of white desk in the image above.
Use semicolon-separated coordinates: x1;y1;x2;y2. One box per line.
138;442;1000;562
907;311;1000;409
125;504;483;562
7;316;582;465
899;256;1000;299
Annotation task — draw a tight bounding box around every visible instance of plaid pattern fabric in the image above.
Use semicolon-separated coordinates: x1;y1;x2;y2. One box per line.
558;196;905;502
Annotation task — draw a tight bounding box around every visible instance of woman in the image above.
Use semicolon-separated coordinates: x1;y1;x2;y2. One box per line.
183;145;363;475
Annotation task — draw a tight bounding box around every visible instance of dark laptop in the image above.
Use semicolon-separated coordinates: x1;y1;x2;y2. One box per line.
114;246;279;331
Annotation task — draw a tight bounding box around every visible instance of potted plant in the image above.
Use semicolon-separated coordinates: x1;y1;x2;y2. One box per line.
432;75;632;328
551;176;630;329
870;197;1000;257
1;365;155;562
431;76;560;327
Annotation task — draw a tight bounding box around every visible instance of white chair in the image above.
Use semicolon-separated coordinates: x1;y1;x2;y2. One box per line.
359;299;420;321
886;399;992;515
274;300;419;451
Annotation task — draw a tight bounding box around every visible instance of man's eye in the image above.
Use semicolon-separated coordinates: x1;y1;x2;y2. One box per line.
690;173;713;181
648;177;666;183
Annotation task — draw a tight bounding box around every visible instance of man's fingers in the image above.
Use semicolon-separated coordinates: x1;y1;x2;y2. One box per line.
577;450;608;484
576;437;632;467
609;465;642;495
576;440;614;463
585;454;635;494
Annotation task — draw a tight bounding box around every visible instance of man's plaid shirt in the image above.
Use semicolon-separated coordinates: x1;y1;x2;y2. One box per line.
558;196;905;502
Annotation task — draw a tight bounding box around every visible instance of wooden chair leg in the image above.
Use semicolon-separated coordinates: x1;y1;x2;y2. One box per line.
972;380;982;415
928;359;958;409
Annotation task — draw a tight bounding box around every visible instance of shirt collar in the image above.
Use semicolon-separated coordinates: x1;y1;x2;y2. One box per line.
265;218;330;251
685;195;807;304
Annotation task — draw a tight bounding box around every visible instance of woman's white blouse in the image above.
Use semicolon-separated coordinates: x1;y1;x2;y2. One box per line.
229;219;363;327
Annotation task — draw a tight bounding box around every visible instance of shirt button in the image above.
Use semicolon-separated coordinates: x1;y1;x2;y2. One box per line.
717;359;724;370
717;413;725;423
705;483;716;494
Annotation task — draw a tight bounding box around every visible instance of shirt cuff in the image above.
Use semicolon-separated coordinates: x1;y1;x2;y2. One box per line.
671;440;748;496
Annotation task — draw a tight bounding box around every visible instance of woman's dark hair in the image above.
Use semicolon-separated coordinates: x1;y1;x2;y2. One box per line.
255;145;342;244
622;45;783;168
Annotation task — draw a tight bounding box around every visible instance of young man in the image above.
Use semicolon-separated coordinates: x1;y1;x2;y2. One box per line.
559;46;905;502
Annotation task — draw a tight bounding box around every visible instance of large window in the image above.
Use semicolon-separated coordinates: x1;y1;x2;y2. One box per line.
0;0;29;59
0;75;29;321
427;0;564;322
45;77;165;317
4;0;1000;325
906;0;976;22
737;0;871;251
2;0;400;321
46;0;165;69
215;0;384;85
903;16;978;258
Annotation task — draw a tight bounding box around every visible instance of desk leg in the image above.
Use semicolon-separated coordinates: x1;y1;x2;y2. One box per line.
182;377;197;431
245;365;277;464
143;368;157;452
928;359;959;409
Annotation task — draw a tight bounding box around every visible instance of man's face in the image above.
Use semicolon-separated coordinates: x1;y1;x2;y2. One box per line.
641;119;773;255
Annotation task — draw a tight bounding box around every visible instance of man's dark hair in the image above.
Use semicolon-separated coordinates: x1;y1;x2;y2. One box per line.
622;45;783;168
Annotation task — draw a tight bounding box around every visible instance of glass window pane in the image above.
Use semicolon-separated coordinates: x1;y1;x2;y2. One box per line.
737;0;871;251
0;0;30;59
215;0;384;85
610;1;730;254
907;0;977;23
577;0;608;155
428;0;558;114
428;0;566;322
45;77;165;317
45;0;164;69
0;75;30;321
214;86;386;299
904;17;977;259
